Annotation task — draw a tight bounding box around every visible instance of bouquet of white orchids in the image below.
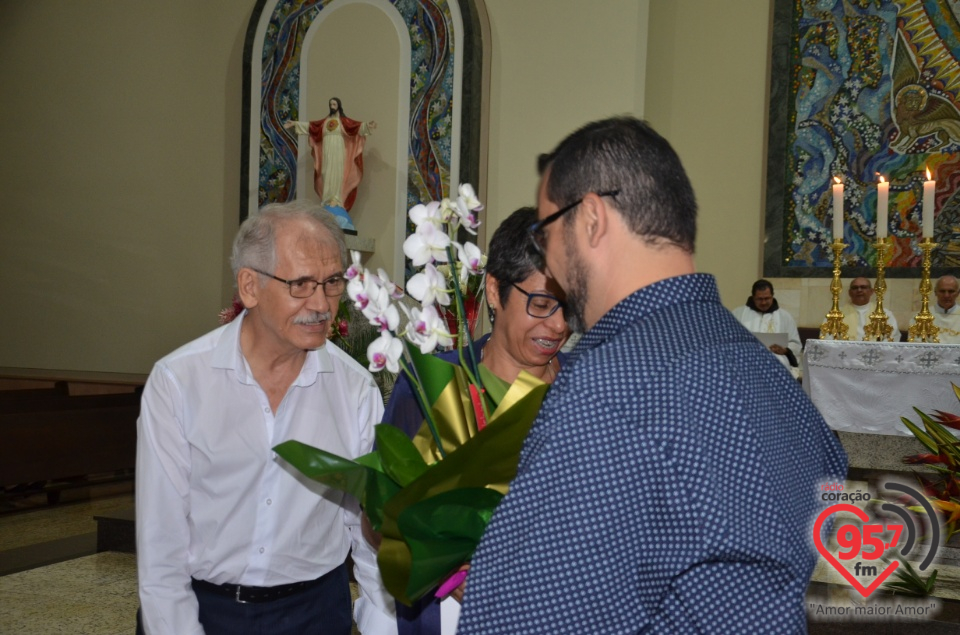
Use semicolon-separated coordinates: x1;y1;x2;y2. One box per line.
274;185;549;605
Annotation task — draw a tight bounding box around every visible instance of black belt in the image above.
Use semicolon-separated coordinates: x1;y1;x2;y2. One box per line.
191;566;337;604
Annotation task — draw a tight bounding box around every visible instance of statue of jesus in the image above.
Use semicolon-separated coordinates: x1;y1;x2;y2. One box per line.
285;97;376;232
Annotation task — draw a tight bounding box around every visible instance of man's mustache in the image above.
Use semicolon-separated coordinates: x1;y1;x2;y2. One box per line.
293;311;332;325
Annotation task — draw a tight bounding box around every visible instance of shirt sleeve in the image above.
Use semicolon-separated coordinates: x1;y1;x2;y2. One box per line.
136;365;205;635
346;377;398;635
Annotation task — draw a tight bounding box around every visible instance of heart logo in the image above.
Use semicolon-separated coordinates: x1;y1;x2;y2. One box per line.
813;503;900;597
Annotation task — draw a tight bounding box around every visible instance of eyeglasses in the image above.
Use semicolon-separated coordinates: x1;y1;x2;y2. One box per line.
850;285;872;291
250;268;346;298
527;190;619;259
509;282;564;318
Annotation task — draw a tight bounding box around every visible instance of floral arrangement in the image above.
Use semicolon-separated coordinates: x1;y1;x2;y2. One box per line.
900;382;960;543
273;185;549;605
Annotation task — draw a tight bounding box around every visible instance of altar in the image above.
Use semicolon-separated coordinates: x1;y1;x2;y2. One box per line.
804;339;960;436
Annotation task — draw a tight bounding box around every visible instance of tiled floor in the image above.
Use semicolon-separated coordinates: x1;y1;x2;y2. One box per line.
0;552;138;634
0;485;137;634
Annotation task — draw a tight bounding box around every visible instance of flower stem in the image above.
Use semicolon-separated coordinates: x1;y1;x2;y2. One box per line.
445;244;490;424
398;356;447;459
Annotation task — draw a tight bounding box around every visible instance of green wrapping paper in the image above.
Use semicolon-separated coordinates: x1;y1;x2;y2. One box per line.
272;359;548;605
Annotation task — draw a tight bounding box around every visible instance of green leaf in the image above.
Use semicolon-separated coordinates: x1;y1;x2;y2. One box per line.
364;469;403;530
478;364;510;407
901;416;938;453
398;487;503;600
273;440;374;501
405;341;456;407
377;380;548;603
272;440;402;530
376;424;429;487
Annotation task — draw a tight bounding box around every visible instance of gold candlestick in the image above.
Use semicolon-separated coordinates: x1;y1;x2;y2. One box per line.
908;237;940;343
820;238;849;340
863;236;894;341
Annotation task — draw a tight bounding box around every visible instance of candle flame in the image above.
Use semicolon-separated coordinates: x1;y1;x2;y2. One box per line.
926;167;932;181
833;176;841;184
878;174;886;184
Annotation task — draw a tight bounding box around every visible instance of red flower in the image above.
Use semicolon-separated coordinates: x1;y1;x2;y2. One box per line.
903;453;949;465
218;296;246;325
933;410;960;430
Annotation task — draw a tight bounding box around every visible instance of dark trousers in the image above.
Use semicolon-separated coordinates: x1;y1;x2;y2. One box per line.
136;562;351;635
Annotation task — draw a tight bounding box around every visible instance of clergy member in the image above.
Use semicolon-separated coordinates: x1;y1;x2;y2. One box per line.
933;275;960;343
841;277;899;341
732;279;802;369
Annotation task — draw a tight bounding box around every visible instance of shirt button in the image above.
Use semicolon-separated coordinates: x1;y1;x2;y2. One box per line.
259;547;265;554
264;407;270;413
266;499;272;505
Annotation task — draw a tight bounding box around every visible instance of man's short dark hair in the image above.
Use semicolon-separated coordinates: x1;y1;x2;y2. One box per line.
751;279;774;296
539;116;697;252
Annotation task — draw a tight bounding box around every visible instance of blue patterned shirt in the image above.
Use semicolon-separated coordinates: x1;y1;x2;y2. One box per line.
458;274;847;634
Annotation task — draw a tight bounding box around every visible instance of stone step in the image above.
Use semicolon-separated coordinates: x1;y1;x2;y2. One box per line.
93;507;135;554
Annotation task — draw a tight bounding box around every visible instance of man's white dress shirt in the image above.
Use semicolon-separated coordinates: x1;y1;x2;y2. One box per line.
137;312;396;635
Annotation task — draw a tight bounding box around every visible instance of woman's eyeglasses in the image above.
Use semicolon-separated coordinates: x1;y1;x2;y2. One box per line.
509;282;564;318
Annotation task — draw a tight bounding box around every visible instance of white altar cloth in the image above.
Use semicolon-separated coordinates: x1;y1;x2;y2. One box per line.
804;339;960;436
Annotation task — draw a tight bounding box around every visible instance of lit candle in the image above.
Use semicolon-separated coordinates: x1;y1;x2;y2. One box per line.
832;176;844;240
923;168;935;238
876;175;888;239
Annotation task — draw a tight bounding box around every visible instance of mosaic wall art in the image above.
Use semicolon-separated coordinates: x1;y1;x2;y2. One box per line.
767;0;960;276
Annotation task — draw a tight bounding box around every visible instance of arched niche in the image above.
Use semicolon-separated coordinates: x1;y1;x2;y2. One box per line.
241;0;488;280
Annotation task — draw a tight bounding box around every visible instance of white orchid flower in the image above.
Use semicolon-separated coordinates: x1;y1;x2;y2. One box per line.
361;284;400;333
452;196;481;235
403;221;451;267
408;201;443;228
367;332;404;373
407;263;451;307
346;271;370;310
376;268;405;300
457;183;483;211
438;198;458;224
345;250;364;280
405;305;453;354
454;242;485;284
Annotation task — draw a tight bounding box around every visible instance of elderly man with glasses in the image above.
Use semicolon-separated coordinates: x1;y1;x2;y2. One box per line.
841;276;899;341
136;201;396;635
926;275;960;343
457;117;847;635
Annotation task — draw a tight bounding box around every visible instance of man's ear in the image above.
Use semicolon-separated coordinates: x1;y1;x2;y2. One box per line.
236;268;260;309
580;192;610;249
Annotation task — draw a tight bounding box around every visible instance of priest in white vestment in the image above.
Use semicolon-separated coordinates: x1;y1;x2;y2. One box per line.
840;276;899;341
931;275;960;344
732;280;802;370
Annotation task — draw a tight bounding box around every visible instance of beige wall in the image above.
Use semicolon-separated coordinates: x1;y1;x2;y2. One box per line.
645;0;772;310
0;1;252;374
482;0;650;233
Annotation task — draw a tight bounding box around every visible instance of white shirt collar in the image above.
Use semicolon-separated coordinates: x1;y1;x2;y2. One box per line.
210;310;333;386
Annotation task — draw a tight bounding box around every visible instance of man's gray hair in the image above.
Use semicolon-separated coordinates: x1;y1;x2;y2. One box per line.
230;200;347;282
